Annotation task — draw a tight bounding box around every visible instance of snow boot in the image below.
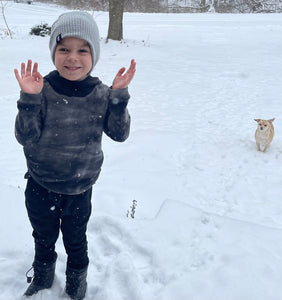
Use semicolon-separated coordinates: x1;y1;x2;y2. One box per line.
24;255;57;296
65;266;88;300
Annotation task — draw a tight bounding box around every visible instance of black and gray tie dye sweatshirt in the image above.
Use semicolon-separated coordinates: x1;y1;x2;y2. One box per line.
15;70;131;195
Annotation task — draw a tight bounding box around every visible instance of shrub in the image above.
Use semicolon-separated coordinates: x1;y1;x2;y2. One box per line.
30;23;51;37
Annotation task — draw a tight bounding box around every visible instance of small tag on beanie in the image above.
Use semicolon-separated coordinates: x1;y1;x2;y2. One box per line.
56;34;62;44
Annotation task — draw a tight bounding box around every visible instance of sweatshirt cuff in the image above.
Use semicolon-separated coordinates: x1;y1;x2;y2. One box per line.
19;91;42;105
109;88;130;114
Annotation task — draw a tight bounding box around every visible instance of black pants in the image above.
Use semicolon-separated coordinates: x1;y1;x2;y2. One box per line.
25;175;92;270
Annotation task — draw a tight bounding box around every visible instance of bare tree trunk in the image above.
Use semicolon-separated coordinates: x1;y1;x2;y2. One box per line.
107;0;124;41
1;0;13;39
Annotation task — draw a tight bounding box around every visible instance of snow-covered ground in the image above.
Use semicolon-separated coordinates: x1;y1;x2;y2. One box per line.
0;2;282;300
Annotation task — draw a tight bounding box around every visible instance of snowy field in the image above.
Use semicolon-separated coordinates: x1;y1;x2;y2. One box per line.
0;2;282;300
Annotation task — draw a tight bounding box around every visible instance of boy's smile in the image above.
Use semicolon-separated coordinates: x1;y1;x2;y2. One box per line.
54;37;93;81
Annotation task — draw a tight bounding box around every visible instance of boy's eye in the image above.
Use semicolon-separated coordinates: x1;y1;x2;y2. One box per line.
79;49;89;53
58;48;68;52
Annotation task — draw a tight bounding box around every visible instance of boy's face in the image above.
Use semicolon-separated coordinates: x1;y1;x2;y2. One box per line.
54;37;92;81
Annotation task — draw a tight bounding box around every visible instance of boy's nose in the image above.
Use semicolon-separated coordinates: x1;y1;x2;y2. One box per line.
67;52;78;61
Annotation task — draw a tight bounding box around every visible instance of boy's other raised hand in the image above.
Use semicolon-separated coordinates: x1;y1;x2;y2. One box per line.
112;59;136;90
14;60;43;94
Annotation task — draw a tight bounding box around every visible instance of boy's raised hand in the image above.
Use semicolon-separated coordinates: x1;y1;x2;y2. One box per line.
112;59;136;90
14;60;43;94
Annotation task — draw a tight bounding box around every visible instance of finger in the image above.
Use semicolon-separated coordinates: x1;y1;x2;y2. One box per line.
35;71;43;82
117;67;126;76
14;68;21;83
129;59;136;73
129;67;136;75
128;65;136;75
32;62;38;77
126;60;136;82
130;59;136;68
21;62;26;77
26;59;32;76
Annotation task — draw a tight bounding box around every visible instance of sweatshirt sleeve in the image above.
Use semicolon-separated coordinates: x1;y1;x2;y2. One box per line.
104;87;131;142
15;91;43;146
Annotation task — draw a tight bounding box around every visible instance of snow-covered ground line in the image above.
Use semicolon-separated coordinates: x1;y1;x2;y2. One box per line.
0;2;282;300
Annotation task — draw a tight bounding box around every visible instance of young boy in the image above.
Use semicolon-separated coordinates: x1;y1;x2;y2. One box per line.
14;11;136;300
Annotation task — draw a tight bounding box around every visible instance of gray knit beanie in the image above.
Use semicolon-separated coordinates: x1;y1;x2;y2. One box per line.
49;11;100;72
